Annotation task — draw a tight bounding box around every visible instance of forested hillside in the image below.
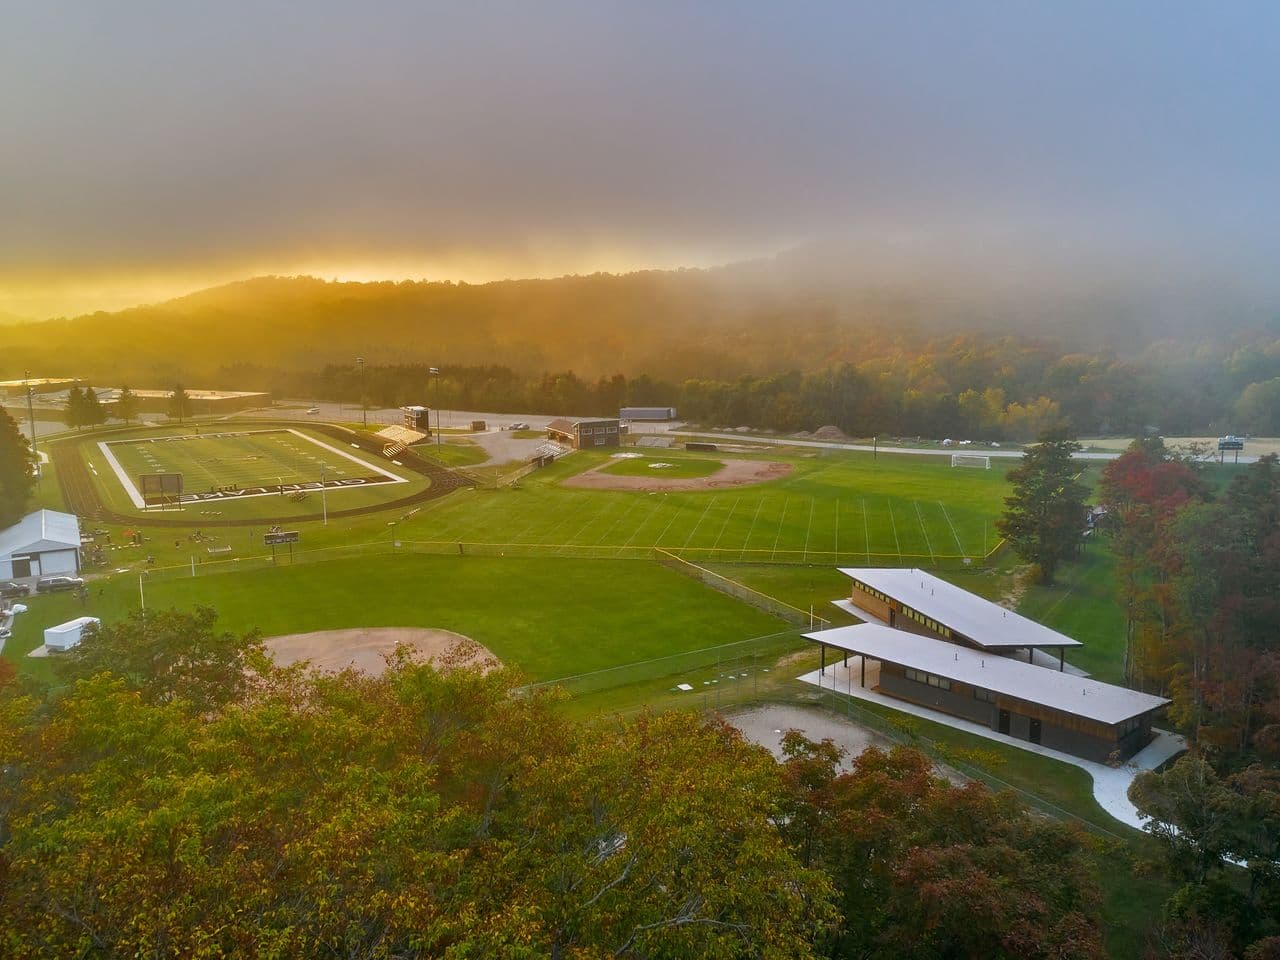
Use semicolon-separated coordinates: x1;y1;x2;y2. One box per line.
7;271;1280;436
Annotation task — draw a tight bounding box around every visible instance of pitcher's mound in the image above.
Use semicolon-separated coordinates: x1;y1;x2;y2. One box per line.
263;627;498;676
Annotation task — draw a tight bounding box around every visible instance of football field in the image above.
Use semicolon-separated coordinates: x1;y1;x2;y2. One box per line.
98;428;405;507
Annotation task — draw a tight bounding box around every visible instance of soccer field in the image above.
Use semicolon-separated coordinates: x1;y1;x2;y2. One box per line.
97;428;405;508
399;448;1013;564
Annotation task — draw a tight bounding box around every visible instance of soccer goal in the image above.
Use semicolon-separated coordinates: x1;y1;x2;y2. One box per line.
950;454;991;469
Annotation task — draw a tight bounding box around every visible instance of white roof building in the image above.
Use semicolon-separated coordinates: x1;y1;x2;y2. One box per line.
0;510;82;580
805;623;1167;726
838;567;1083;650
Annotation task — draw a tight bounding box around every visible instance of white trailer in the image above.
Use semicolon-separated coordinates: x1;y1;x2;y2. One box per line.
43;616;100;652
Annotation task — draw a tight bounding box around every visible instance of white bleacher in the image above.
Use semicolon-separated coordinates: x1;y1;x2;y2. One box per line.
376;425;428;447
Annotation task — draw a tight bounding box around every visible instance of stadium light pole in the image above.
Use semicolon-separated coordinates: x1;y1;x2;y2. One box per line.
356;357;366;427
430;367;440;446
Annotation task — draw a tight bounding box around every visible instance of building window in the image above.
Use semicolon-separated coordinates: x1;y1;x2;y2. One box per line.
905;668;951;691
974;688;995;703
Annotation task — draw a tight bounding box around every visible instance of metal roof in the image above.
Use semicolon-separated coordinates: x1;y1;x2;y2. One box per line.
839;567;1083;649
0;510;81;557
805;623;1167;725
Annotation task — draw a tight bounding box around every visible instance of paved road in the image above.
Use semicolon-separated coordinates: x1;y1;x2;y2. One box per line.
670;430;1259;464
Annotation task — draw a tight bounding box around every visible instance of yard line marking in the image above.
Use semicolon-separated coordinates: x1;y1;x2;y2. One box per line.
557;497;624;554
862;498;871;563
650;497;685;548
592;495;643;546
709;497;741;554
738;499;766;562
770;497;792;561
680;496;719;551
802;497;815;563
834;498;839;564
938;501;965;555
618;495;668;555
914;500;935;563
886;499;901;558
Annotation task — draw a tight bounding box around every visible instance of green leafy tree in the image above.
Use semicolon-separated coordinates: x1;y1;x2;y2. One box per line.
778;733;1105;960
82;387;106;430
63;384;86;430
115;384;139;424
2;646;836;957
0;408;36;528
168;384;192;422
997;427;1089;584
56;606;263;714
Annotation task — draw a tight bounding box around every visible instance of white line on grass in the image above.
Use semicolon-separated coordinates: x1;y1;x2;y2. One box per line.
862;499;870;563
938;501;966;555
617;495;669;556
680;496;719;551
802;497;815;562
770;497;791;561
914;501;935;563
887;500;901;557
591;495;644;546
709;497;741;554
556;498;625;554
834;499;839;564
738;499;766;562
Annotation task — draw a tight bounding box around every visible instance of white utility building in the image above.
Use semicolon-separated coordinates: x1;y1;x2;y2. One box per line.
0;510;82;580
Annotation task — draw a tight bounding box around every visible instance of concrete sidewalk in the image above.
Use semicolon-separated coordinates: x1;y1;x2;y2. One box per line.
799;660;1186;830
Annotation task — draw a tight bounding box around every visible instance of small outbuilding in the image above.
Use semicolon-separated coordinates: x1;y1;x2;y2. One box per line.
546;418;621;449
44;616;100;652
0;510;82;580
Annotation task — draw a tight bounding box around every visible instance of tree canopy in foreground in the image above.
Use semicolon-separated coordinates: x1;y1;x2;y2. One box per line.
0;609;1105;959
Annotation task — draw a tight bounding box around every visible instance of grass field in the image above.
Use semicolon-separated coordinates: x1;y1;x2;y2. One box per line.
405;448;1014;564
600;456;725;479
2;554;786;683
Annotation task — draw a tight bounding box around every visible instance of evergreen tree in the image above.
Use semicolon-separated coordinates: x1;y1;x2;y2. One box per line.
116;385;139;424
83;388;106;430
996;427;1088;584
0;408;36;527
168;385;192;423
64;385;86;430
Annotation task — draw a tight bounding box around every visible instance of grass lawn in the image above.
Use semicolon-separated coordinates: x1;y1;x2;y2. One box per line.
420;441;489;468
4;554;785;683
598;455;725;479
1018;544;1127;683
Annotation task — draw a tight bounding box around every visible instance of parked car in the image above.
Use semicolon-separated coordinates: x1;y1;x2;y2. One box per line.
35;576;85;594
0;626;10;642
306;407;321;414
0;581;31;599
509;422;529;431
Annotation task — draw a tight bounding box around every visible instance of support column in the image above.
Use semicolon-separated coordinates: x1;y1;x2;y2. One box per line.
1059;647;1065;672
860;655;866;688
820;644;826;677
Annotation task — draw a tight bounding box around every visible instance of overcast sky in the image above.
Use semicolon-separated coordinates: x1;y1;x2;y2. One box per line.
3;1;1279;317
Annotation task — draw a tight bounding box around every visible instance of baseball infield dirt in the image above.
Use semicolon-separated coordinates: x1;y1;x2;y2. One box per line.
263;627;499;676
563;458;792;492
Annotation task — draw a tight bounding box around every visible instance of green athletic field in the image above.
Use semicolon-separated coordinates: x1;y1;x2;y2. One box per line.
599;456;725;479
400;448;1012;564
80;425;432;521
4;554;788;683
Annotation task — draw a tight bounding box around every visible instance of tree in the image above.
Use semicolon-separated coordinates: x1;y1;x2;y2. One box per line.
997;427;1089;584
82;387;106;430
115;384;139;424
2;648;837;957
777;734;1105;960
56;606;263;714
0;408;36;528
168;384;192;422
63;384;86;430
